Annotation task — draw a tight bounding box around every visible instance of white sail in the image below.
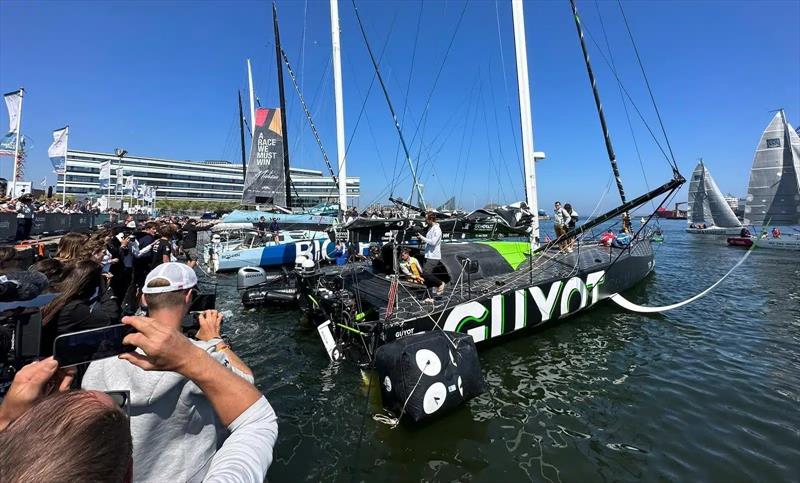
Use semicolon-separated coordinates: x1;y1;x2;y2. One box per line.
687;160;741;227
743;110;800;226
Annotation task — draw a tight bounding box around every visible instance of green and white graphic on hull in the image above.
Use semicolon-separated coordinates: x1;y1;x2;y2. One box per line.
443;271;606;343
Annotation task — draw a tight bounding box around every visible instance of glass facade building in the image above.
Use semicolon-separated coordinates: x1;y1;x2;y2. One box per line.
61;150;360;208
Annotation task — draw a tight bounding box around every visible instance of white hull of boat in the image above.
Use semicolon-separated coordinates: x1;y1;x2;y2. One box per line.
753;235;800;250
686;227;741;236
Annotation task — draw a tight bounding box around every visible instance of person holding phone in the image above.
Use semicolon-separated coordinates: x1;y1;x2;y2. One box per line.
1;321;277;483
82;262;255;482
40;260;120;357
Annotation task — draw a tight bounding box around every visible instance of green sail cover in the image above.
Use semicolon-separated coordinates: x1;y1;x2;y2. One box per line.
479;241;531;270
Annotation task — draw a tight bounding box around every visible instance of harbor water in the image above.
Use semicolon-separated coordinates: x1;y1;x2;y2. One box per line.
213;220;799;481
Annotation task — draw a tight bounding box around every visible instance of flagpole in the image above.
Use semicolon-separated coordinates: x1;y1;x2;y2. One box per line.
10;88;24;197
62;126;69;204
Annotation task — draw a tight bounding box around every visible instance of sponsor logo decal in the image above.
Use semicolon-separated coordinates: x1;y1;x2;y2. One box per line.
444;271;605;342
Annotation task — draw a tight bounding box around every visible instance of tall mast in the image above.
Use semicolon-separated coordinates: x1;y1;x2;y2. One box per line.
10;88;24;197
330;0;347;219
273;2;292;208
237;90;247;180
246;59;256;136
511;0;540;249
569;0;631;232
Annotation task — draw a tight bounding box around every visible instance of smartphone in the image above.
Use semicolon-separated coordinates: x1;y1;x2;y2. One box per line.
53;324;136;367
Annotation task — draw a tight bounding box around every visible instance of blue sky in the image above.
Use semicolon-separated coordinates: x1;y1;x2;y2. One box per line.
1;0;798;213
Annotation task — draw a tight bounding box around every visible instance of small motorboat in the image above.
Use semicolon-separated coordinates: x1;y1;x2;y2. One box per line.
726;236;753;248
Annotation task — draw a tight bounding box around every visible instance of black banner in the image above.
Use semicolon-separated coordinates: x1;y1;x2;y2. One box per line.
242;107;287;207
0;213;99;244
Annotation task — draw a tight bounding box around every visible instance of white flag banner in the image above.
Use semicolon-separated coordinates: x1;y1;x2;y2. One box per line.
3;89;22;134
99;160;111;188
48;126;68;174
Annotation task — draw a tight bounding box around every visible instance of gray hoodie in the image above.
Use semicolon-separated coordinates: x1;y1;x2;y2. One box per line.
82;339;254;483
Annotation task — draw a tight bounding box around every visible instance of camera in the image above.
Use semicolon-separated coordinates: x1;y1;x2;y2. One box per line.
181;292;218;339
0;298;54;398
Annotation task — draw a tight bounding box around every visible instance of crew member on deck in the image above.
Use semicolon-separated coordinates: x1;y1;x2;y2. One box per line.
399;248;425;285
269;217;280;243
416;212;448;296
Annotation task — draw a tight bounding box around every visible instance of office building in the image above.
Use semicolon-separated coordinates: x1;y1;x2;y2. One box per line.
60;149;360;208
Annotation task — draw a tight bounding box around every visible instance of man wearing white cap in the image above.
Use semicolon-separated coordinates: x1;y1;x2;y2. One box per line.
83;262;260;482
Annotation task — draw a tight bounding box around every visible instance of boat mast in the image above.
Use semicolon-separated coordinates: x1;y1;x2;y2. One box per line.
246;59;256;136
511;0;540;249
330;0;347;219
237;90;247;180
272;2;292;208
569;0;631;233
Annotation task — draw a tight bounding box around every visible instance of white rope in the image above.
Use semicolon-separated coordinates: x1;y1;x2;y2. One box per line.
373;359;430;428
610;241;755;313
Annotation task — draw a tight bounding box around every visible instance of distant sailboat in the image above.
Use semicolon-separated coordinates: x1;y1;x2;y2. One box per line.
728;110;800;250
743;110;800;227
686;159;742;235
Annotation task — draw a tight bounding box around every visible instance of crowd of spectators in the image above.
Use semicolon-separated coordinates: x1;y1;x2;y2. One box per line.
0;214;277;482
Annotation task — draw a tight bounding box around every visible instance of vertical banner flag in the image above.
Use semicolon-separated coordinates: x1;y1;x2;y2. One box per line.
48;126;68;174
143;186;155;202
99;160;111;189
0;89;23;156
242;107;287;206
124;175;136;194
116;168;124;194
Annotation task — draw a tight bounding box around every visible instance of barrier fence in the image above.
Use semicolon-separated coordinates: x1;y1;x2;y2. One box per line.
1;213;150;244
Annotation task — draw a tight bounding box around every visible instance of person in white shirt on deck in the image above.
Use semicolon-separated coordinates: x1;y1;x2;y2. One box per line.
553;201;573;253
416;212;449;296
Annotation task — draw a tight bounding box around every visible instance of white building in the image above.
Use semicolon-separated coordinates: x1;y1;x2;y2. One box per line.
60;150;359;208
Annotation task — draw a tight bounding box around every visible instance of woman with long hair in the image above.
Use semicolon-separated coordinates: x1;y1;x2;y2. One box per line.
54;233;90;262
39;260;120;357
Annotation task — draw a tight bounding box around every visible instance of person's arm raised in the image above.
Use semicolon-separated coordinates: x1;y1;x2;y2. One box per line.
195;310;253;377
119;316;261;426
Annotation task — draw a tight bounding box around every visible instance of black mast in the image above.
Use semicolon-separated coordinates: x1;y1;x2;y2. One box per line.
569;0;631;232
237;90;247;180
273;2;292;208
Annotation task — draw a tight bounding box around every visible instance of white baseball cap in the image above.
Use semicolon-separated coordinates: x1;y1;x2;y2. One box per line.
142;262;198;294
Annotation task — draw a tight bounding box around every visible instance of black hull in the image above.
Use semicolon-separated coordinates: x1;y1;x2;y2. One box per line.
378;241;653;346
300;240;654;362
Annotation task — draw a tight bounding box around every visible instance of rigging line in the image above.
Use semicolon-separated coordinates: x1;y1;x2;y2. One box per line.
351;0;426;209
479;86;509;202
295;0;309;164
281;47;339;182
452;75;480;200
617;0;679;174
594;0;655;212
389;0;425;199
580;23;674;170
487;62;522;200
494;0;525;184
459;76;484;206
407;0;470;190
343;11;398;159
336;11;401;202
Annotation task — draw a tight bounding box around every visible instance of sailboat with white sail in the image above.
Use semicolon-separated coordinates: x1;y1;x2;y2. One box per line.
686;159;742;235
728;109;800;250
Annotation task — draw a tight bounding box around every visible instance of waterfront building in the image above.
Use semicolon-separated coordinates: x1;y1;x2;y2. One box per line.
59;150;360;208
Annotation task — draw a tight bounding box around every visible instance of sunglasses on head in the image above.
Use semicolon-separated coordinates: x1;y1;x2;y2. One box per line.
105;390;130;418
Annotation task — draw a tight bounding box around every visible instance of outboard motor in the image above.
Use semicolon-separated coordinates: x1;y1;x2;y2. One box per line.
238;266;300;308
237;267;268;290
